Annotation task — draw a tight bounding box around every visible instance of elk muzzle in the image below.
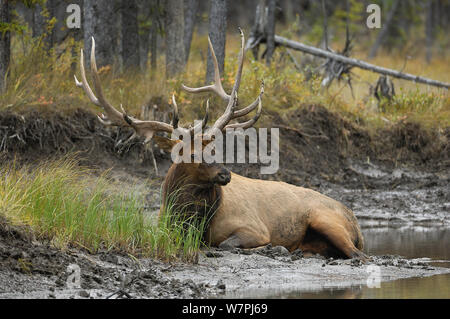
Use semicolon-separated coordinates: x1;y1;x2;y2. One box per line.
213;168;231;185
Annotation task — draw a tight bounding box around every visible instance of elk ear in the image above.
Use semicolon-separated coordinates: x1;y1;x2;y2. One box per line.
201;134;215;148
153;136;180;152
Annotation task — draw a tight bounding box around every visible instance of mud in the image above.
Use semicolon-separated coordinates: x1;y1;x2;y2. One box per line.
0;216;219;299
1;217;448;299
0;106;449;298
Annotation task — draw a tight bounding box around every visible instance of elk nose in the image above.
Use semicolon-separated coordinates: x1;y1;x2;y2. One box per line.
216;170;231;185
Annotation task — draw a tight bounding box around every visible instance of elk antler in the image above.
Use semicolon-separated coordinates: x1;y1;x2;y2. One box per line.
75;37;208;145
181;36;229;101
181;29;264;139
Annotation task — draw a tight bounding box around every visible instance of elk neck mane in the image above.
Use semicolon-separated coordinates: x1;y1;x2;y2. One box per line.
161;164;223;227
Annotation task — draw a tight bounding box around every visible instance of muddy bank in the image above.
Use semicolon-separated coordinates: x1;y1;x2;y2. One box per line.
319;161;449;225
0;216;219;299
1;166;448;299
173;248;450;299
1;223;449;299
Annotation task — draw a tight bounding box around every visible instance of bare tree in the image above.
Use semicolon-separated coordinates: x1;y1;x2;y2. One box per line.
164;0;185;77
137;0;151;70
425;0;434;63
247;0;267;59
150;7;160;74
265;0;276;65
31;1;57;51
121;0;140;69
32;3;46;38
32;1;77;50
184;0;199;63
0;0;10;92
368;0;400;59
206;0;227;84
137;0;163;72
83;0;117;68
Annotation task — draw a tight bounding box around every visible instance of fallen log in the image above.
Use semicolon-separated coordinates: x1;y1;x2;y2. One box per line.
274;35;450;89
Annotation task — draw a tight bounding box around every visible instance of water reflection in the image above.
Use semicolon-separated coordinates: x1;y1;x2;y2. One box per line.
265;274;450;299
232;226;450;299
362;225;450;265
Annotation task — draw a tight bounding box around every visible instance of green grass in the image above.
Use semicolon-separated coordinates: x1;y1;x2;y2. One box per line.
0;157;208;262
154;186;212;262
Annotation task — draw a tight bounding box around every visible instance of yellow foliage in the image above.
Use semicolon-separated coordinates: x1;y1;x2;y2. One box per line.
1;30;449;130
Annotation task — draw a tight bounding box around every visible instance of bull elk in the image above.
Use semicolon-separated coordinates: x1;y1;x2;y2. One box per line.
75;30;366;260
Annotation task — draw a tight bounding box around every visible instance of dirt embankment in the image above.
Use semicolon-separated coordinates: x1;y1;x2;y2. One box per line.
0;105;448;185
266;105;449;187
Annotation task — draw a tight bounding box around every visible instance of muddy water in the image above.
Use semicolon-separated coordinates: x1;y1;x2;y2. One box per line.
247;226;450;299
362;225;450;267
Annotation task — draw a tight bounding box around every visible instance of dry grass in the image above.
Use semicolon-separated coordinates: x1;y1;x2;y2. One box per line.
1;28;448;132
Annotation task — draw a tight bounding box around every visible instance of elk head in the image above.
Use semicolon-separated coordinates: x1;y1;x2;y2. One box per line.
74;29;264;188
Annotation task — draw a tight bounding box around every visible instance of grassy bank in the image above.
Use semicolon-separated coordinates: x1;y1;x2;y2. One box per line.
0;158;207;262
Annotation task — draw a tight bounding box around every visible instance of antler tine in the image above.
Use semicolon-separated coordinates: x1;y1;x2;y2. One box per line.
120;104;173;145
171;95;179;129
189;99;210;135
74;49;100;107
206;28;246;135
89;37;126;126
181;36;230;101
171;94;209;136
224;95;262;130
232;81;264;119
203;99;210;130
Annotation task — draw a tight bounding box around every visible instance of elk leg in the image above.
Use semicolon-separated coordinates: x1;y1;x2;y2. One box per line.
309;211;368;260
218;231;269;251
218;234;241;250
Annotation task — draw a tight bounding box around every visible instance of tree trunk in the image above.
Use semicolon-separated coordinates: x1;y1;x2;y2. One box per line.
32;3;46;38
148;0;162;75
322;0;328;50
83;0;117;68
164;0;185;78
121;0;140;70
137;0;150;70
425;0;434;63
247;0;266;59
150;20;158;74
368;0;400;59
0;0;10;93
183;0;199;63
265;0;276;65
206;0;227;84
32;1;56;50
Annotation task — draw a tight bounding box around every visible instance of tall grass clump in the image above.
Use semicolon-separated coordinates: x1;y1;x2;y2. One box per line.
0;158;208;262
150;198;210;262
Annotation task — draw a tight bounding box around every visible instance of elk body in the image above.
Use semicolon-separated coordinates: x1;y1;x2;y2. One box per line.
75;31;366;259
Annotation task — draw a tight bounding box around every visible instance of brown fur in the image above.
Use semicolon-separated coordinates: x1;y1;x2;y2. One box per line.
160;163;365;259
